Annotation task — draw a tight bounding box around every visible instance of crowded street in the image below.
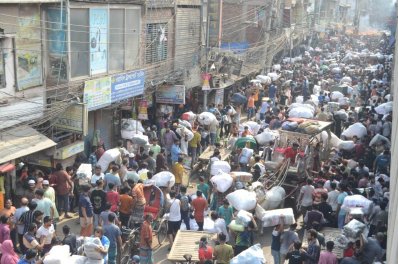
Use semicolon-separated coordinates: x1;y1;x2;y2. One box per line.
0;0;396;264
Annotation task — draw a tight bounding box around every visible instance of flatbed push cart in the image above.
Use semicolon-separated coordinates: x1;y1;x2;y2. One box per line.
167;230;216;263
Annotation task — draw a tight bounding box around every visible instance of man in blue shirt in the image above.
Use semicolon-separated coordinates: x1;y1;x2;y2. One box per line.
93;226;110;263
171;139;182;164
103;213;122;264
269;82;277;103
17;249;40;264
374;150;390;174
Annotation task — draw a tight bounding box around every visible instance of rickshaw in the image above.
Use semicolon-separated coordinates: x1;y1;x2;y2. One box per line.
142;184;168;245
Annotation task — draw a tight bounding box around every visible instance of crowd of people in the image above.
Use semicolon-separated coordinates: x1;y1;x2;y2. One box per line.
0;28;393;264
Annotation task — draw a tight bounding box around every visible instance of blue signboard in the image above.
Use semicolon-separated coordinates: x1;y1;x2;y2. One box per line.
90;9;108;75
111;70;145;103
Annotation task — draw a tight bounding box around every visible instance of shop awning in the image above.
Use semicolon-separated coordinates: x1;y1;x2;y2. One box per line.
0;126;56;164
0;163;15;173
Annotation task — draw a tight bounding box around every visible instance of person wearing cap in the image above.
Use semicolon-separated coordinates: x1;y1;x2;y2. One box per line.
23;180;36;201
42;180;55;204
192;191;208;231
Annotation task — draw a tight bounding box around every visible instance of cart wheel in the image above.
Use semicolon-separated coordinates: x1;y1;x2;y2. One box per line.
157;220;168;245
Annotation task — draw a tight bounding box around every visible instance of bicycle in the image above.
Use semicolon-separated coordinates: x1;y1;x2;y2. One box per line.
120;226;140;264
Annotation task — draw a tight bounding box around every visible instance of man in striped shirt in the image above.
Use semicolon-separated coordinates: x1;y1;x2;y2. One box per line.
18;201;37;253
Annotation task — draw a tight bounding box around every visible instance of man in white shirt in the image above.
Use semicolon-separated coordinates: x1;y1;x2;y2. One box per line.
298;178;315;216
211;212;229;242
167;191;181;249
36;216;55;254
91;165;105;187
327;182;340;212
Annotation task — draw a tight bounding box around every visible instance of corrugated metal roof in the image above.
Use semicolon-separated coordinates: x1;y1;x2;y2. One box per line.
0;0;60;3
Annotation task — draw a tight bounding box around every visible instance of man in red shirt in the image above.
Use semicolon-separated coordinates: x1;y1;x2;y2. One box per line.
52;163;73;218
284;142;300;164
140;214;153;263
192;191;208;231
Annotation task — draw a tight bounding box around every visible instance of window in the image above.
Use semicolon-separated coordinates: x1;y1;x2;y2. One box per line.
109;9;125;72
126;9;140;69
145;23;168;64
0;47;5;88
70;8;89;78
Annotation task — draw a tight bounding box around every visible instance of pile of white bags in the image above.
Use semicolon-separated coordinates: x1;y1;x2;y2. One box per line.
152;171;175;188
341;123;368;138
211;172;234;193
255;129;279;145
210;160;231;176
97;148;121;172
261;208;296;227
227;189;257;211
343;219;366;240
83;237;104;260
230;244;266;264
236;210;253;226
342;195;373;213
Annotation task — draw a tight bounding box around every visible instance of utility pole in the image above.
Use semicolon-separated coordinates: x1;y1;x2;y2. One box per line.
354;0;360;34
202;0;210;110
265;0;276;71
262;0;273;73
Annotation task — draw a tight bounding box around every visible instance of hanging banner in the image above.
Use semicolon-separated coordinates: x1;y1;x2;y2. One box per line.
214;89;224;105
138;100;148;120
111;70;145;103
16;6;43;90
90;8;108;75
83;77;111;111
156;85;186;105
54;104;88;135
202;73;211;91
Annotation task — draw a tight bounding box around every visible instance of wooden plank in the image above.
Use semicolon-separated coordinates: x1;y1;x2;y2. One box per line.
198;146;231;161
168;230;216;262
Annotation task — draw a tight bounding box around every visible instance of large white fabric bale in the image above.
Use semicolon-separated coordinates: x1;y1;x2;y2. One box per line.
320;131;341;148
273;64;281;71
261;208;296;227
289;103;315;114
260;186;285;210
152;171;175;188
210;161;231;176
369;134;391;147
255;129;279;145
338;140;355;150
121;119;145;132
211;172;234;193
198;112;217;125
242;121;261;135
331;91;344;100
267;72;280;81
375;101;393;115
178;119;192;130
338;97;350;106
83;237;103;260
256;75;272;85
97;148;121;172
121;129;143;139
289;107;314;118
342;195;373;214
230;244;266;264
341;123;368;138
176;127;194;141
236;210;253;226
227;189;257;211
